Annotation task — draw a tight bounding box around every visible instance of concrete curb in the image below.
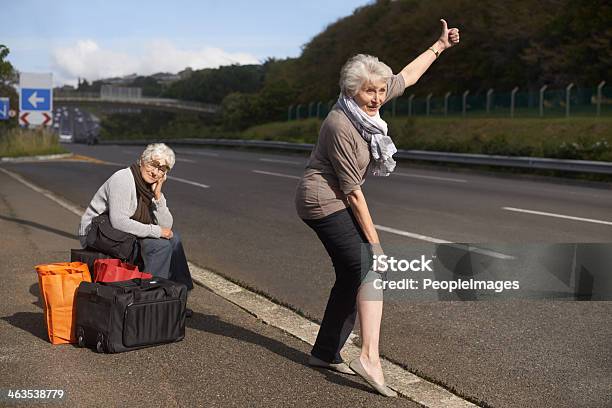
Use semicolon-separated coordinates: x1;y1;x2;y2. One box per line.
188;264;478;408
0;153;74;162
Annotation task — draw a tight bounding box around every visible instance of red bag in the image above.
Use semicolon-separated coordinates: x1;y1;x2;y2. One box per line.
93;259;152;282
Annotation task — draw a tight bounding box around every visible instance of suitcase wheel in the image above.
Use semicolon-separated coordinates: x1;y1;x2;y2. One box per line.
76;328;85;348
95;333;106;353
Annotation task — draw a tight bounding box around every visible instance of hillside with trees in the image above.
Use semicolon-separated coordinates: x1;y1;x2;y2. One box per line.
93;0;611;130
280;0;611;102
213;0;610;128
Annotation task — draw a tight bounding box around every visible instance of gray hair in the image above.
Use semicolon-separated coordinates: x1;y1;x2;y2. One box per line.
339;54;393;97
139;143;176;169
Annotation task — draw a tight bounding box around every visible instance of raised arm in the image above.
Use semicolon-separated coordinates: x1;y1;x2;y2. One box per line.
400;19;460;88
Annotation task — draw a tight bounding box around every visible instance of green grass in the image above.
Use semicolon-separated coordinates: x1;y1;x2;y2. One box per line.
241;116;612;161
0;127;67;158
240;118;322;144
388;116;612;161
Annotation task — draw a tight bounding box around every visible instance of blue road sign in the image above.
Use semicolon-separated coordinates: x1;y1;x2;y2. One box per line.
0;98;8;120
20;88;51;111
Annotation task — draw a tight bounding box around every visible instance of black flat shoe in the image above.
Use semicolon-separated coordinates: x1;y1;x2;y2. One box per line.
185;308;193;318
308;355;355;375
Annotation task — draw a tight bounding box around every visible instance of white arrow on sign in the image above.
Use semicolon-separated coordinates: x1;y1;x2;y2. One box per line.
0;104;6;118
28;91;45;108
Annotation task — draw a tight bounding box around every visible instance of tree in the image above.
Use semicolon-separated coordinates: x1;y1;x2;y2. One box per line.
220;92;260;131
163;64;265;103
0;44;18;130
128;76;163;97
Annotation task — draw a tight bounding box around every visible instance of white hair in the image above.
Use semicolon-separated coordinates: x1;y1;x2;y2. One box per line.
139;143;175;169
339;54;393;97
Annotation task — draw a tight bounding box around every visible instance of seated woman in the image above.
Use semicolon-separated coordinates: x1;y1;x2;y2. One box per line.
78;143;193;291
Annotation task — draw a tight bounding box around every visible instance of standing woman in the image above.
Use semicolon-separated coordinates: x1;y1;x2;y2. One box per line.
295;20;459;397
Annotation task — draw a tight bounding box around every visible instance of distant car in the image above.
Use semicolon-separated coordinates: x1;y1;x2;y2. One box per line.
59;132;73;143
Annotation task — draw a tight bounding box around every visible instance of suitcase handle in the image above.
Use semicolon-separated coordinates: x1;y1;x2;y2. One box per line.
110;278;179;299
88;287;100;303
131;284;178;302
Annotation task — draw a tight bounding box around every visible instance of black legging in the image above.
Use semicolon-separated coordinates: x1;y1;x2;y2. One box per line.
303;208;372;363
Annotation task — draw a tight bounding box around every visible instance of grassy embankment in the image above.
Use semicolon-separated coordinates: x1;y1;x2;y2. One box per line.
242;116;612;161
0;127;67;158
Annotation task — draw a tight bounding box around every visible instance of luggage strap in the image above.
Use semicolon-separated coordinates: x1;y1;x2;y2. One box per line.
112;279;179;299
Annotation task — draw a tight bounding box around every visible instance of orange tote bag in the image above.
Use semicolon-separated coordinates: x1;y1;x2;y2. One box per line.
35;262;92;344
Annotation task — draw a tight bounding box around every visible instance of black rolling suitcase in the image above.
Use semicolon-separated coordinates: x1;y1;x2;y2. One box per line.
75;278;187;353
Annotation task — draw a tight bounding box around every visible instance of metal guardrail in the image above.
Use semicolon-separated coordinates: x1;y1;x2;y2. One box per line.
99;138;612;175
55;95;219;114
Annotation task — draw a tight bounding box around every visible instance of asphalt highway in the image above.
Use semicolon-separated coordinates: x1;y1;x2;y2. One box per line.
0;169;418;407
2;143;611;408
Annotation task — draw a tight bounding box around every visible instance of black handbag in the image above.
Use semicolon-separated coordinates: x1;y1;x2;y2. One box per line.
85;214;137;262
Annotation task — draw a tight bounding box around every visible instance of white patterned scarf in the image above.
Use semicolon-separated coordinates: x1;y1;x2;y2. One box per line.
337;94;397;176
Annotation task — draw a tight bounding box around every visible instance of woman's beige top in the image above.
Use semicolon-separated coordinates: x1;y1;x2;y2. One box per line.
295;74;405;220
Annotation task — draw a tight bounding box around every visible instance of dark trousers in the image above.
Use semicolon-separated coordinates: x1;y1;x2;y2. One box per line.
303;208;371;364
139;231;193;290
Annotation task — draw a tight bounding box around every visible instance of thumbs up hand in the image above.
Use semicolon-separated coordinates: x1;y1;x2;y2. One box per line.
437;19;460;50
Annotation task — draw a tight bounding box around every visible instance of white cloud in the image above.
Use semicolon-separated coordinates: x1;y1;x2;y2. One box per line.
51;39;260;84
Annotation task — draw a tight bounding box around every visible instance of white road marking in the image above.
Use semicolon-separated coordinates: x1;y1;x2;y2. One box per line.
167;176;210;189
0;168;84;217
503;207;612;226
175;158;196;163
375;224;514;260
259;158;302;165
375;225;450;244
252;170;301;180
180;151;219;157
394;172;467;183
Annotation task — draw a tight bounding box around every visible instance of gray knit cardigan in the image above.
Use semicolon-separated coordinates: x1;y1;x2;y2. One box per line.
78;167;173;247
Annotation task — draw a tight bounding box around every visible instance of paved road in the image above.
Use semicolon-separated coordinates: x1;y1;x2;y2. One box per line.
2;143;611;407
0;168;419;408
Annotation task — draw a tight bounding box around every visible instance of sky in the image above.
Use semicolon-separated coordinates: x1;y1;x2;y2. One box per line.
1;0;371;86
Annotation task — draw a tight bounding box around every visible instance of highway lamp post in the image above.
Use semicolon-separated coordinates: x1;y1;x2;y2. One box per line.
288;105;293;121
391;98;397;117
462;90;469;117
327;99;334;114
596;81;606;117
296;104;302;120
308;102;315;118
316;101;322;119
408;94;415;117
510;86;519;118
486;88;494;115
444;92;451;116
539;85;548;117
426;93;433;117
565;82;574;118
